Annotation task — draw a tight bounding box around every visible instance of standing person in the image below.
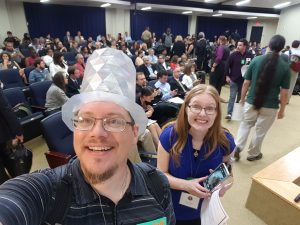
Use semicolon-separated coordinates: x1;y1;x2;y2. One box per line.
196;32;207;72
0;88;23;185
141;26;152;48
172;36;185;58
210;36;230;95
157;84;235;225
225;39;253;120
234;35;291;162
0;48;175;225
162;28;174;56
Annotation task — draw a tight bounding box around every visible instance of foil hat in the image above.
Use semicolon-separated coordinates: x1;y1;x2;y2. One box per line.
61;48;147;135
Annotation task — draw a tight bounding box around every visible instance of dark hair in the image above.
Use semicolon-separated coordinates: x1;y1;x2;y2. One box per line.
53;52;65;68
34;59;43;67
253;35;285;110
52;72;66;92
136;72;145;80
0;52;12;61
291;40;300;48
238;38;248;47
170;55;179;63
67;66;76;75
141;86;154;97
157;70;168;79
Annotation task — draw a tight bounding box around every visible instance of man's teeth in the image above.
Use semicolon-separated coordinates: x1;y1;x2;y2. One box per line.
88;146;112;151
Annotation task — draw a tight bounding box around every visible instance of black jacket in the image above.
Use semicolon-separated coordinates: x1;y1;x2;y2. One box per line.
66;78;80;97
168;77;188;97
171;41;185;57
0;89;22;144
137;64;157;81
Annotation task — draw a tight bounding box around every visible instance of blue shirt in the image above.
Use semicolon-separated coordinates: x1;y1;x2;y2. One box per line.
160;125;235;221
155;80;172;100
29;68;50;84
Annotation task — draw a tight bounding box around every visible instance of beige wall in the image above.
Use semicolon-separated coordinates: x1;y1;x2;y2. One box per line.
0;0;28;46
105;8;131;39
188;15;197;36
246;19;278;47
277;4;300;46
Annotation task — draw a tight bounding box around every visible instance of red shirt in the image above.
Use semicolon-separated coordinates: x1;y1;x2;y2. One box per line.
75;62;85;77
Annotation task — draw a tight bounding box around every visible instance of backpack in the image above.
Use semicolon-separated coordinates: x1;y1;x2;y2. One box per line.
12;103;32;119
46;162;169;225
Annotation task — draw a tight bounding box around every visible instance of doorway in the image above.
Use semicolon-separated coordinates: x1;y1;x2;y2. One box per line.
250;26;263;43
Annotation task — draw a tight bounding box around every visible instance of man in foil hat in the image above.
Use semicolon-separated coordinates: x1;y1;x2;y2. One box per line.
0;48;175;225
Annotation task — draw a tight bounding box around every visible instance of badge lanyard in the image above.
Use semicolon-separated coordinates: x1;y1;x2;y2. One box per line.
187;137;206;180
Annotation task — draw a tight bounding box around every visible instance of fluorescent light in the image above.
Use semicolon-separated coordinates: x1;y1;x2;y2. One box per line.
274;2;291;9
217;10;280;18
182;11;192;14
205;0;215;2
247;16;257;19
141;6;152;11
136;3;213;13
40;0;49;2
212;14;222;17
101;3;111;7
236;0;251;6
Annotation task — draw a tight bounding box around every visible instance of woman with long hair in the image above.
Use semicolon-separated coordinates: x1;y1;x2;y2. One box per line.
234;35;291;162
182;63;197;90
157;84;235;225
49;51;68;77
45;72;69;115
136;87;162;148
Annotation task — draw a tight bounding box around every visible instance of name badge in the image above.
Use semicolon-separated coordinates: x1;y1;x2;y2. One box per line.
137;217;167;225
241;59;245;65
179;192;200;209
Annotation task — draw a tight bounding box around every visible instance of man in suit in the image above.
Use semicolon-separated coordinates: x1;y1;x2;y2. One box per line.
66;66;81;97
0;88;23;184
63;31;73;50
136;72;147;97
137;56;157;81
168;66;188;98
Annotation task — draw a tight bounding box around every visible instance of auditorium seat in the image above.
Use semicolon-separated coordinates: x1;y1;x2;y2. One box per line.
41;111;74;168
3;87;44;142
29;80;52;111
63;52;76;66
0;69;25;89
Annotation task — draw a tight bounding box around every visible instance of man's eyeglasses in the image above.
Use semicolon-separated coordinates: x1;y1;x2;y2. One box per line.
188;105;216;115
73;116;135;132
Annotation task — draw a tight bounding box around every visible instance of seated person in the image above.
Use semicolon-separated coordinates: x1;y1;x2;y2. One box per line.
28;59;51;84
148;48;158;64
42;48;53;67
154;71;177;101
170;55;179;70
155;54;170;72
66;66;81;97
0;52;27;83
2;41;25;66
182;63;198;90
168;66;188;98
49;52;68;78
25;47;40;68
136;72;147;97
45;72;69;115
135;50;144;67
137;56;157;80
136;87;162;148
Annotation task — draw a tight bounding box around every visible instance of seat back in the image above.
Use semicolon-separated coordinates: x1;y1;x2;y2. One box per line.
0;69;25;89
29;80;52;107
24;66;35;82
2;87;29;107
41;111;75;156
63;52;76;66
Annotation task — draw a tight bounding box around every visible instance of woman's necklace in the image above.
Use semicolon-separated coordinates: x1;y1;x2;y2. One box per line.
193;148;199;158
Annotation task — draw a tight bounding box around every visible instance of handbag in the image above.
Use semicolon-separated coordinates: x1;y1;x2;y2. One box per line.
4;142;33;178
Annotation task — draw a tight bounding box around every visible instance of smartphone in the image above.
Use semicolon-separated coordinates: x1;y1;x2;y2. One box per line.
203;163;230;192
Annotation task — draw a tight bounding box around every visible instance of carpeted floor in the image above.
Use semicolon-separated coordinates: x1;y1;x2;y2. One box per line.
25;84;300;225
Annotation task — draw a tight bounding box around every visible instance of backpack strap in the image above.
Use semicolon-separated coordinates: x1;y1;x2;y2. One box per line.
46;164;73;225
136;163;169;209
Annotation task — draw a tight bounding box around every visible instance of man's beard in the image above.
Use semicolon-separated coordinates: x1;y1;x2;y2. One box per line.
81;162;119;185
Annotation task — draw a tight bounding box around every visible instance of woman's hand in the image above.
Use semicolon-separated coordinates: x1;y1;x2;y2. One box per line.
183;177;211;199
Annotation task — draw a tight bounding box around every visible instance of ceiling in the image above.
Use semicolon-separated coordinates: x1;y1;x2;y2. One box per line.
9;0;300;19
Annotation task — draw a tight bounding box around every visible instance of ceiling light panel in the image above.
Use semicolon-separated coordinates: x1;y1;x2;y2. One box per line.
236;0;251;6
274;2;291;9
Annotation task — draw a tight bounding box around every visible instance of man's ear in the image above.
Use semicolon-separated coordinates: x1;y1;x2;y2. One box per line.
132;124;139;143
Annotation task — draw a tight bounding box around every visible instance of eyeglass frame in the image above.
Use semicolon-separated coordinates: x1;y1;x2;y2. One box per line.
187;105;217;115
72;115;135;132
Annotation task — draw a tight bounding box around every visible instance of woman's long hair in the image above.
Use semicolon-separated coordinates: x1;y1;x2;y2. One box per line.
253;35;285;110
169;84;230;167
52;72;66;92
53;51;65;68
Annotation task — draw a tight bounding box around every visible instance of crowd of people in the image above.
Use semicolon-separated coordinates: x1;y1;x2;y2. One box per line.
0;26;300;225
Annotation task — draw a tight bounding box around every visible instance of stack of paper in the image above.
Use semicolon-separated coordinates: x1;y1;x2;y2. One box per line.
201;190;229;225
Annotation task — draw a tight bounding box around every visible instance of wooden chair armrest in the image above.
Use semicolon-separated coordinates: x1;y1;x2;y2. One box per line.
45;151;72;168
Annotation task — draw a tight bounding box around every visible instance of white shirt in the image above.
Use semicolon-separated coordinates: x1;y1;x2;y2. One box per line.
49;62;68;77
42;55;53;67
182;74;197;90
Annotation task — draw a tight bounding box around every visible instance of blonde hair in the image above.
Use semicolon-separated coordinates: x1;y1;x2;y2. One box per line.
175;35;183;42
169;84;230;166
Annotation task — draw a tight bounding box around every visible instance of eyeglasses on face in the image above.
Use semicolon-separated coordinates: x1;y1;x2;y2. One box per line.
73;116;135;132
188;105;216;115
